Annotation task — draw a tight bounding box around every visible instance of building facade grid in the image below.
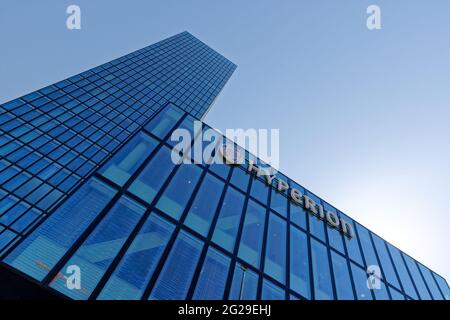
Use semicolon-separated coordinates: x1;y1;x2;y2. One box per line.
3;102;449;300
0;31;236;253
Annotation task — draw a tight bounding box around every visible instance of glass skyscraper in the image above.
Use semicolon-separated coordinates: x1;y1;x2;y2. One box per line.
0;32;448;300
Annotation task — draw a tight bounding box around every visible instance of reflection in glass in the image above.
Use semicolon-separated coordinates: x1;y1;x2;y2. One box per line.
331;251;354;299
5;178;116;281
238;200;266;268
290;226;310;299
98;213;175;300
261;279;285;300
150;231;202;300
99;132;157;186
128;146;175;204
229;264;258;300
185;174;224;236
193;248;230;299
212;187;245;252
50;196;145;299
155;164;202;220
264;213;286;284
311;238;333;300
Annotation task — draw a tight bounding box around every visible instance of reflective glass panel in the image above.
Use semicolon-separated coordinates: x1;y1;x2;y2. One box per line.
238;200;266;268
211;186;245;253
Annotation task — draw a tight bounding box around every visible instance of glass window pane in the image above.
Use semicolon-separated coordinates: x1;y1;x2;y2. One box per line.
185;174;224;236
98;213;175;300
128;146;175;204
402;254;431;300
331;251;354;300
149;231;202;300
417;263;444;300
350;263;373;300
270;191;287;218
229;264;258;300
311;238;333;300
238;200;266;268
5;178;116;281
290;226;310;299
389;288;405;300
264;213;286;284
50;196;145;299
261;279;285;300
305;193;325;241
212;186;245;253
193;248;230;300
155;164;202;220
208;162;230;180
371;234;400;289
340;213;363;266
144;104;184;139
99;132;158;186
356;224;379;268
373;281;390;300
290;202;307;230
433;273;450;300
250;178;269;205
324;204;344;253
230;167;249;192
167;115;201;148
386;243;418;299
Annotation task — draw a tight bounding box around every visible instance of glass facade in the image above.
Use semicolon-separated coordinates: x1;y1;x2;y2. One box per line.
0;32;448;301
0;31;236;253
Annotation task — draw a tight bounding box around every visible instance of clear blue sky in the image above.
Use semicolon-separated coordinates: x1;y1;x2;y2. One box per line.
1;0;449;282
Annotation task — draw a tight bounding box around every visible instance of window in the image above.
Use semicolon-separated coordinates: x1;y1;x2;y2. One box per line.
350;263;373;300
261;279;285;300
149;231;202;300
290;226;310;299
128;146;175;204
50;196;145;299
193;248;230;299
371;234;400;289
99;132;158;186
155;164;202;220
144;104;184;139
229;167;250;192
389;288;405;300
305;192;325;241
340;213;363;266
402;253;431;300
356;224;379;268
185;174;224;236
211;186;245;253
270;190;287;218
324;204;344;253
250;178;269;205
311;238;333;300
208;162;230;180
386;243;418;299
0;229;18;253
229;264;258;300
417;263;444;300
433;273;450;300
290;202;307;230
5;178;116;281
98;213;175;300
331;251;354;299
264;213;286;284
238;199;266;268
373;281;390;300
167;115;201;148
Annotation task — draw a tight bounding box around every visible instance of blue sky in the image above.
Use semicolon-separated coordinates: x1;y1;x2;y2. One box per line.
1;1;449;283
